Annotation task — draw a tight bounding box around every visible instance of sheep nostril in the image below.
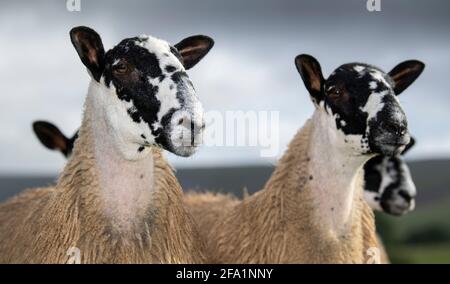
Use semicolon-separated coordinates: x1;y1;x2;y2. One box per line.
399;125;407;136
383;121;407;137
398;190;412;202
178;118;184;125
384;121;397;133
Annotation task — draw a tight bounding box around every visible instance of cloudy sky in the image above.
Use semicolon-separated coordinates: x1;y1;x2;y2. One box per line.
0;0;449;174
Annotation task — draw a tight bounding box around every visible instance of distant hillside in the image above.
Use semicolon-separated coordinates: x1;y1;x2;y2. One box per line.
407;159;450;205
1;159;449;208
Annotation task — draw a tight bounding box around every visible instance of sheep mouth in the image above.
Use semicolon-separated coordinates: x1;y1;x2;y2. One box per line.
379;145;405;156
370;138;410;156
381;198;414;216
173;145;200;157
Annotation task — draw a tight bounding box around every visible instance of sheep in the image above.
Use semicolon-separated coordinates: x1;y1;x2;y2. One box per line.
0;26;214;263
364;138;416;263
185;54;425;263
32;107;417;265
363;138;416;216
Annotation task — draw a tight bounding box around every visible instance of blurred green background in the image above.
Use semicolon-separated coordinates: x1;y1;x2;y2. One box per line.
376;159;450;264
377;200;450;264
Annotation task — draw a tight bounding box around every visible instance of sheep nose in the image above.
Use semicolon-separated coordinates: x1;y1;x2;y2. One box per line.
177;115;204;132
382;120;407;137
398;189;413;203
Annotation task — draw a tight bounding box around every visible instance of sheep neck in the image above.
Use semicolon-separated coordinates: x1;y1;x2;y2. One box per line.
307;109;370;235
258;110;375;262
93;86;156;233
80;81;156;233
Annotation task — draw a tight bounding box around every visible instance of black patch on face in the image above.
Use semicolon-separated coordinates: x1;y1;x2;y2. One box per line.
364;155;409;215
321;64;393;138
363;155;384;193
154;108;177;150
127;107;142;123
165;65;176;73
102;37;166;136
171;71;191;106
138;146;145;152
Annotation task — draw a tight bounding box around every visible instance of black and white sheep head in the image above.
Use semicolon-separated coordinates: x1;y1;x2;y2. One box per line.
295;54;424;157
363;138;416;216
70;26;214;158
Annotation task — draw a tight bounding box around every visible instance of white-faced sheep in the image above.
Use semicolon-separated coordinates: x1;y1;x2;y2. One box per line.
185;54;425;263
0;26;214;263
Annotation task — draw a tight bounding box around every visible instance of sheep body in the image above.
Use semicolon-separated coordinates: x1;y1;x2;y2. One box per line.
0;99;206;264
185;120;378;263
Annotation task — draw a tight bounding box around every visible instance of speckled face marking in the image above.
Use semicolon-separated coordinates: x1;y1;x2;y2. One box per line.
363;138;416;216
70;26;214;158
295;54;425;156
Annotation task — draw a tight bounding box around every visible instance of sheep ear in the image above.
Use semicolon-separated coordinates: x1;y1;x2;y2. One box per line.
295;54;324;101
388;60;425;95
32;121;70;157
174;35;214;70
402;137;416;155
70;26;105;82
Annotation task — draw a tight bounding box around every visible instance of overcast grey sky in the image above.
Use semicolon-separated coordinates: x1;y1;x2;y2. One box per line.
0;0;449;174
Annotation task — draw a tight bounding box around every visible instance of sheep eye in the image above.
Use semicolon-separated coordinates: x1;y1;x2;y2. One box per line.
113;62;129;74
328;87;342;98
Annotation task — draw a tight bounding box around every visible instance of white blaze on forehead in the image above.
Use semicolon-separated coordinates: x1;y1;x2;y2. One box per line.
354;65;365;73
153;75;181;123
369;81;378;90
361;90;388;120
135;35;170;54
134;35;185;70
370;69;390;87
